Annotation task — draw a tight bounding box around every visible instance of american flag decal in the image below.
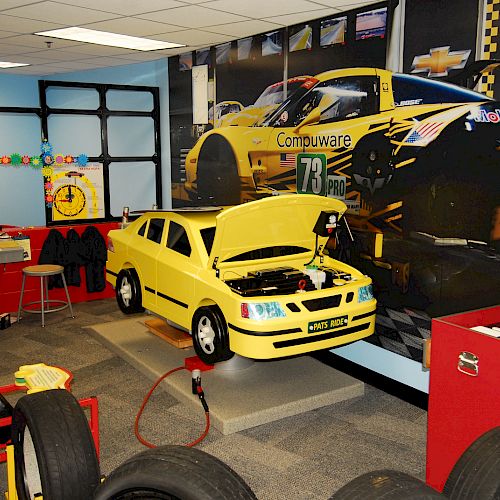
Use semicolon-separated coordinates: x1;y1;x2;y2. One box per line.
280;153;296;167
405;121;444;144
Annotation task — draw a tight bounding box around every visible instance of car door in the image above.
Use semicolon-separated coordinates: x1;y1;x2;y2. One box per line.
266;74;393;199
155;216;197;329
132;216;166;310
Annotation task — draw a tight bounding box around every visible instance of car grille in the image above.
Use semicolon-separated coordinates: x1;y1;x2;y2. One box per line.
302;294;341;312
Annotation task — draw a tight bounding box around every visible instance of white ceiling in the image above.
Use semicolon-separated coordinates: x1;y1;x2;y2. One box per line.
0;0;379;75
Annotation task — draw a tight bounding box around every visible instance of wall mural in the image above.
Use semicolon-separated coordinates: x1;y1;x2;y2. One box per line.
168;0;500;362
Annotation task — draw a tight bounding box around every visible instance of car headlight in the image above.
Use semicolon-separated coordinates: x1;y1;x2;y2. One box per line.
358;284;373;303
241;302;286;320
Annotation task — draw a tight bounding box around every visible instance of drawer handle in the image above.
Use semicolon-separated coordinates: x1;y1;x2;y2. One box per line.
457;351;478;377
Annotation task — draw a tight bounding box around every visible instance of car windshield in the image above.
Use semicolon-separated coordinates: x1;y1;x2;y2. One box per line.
253;78;312;108
200;226;216;254
257;80;318;127
223;245;310;262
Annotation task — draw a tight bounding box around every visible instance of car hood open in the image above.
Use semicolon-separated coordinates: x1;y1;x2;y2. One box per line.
208;194;347;268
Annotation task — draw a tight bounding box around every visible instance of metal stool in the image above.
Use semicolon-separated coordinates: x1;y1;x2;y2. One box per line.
17;264;75;327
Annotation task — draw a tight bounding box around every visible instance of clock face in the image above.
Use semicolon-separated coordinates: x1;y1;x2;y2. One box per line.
53;184;86;217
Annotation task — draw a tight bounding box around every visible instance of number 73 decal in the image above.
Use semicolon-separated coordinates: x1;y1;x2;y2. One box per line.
296;153;346;199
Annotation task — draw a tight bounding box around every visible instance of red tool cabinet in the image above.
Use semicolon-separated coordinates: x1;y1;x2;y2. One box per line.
426;305;500;492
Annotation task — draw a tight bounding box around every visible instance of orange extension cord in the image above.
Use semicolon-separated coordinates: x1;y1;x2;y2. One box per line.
134;365;210;449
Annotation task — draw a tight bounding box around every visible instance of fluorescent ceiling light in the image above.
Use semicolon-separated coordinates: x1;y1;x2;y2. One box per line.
0;61;30;68
35;27;185;51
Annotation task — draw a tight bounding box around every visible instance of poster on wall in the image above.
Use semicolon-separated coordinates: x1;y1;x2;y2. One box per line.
320;16;347;47
262;31;282;56
289;25;312;52
355;7;387;40
48;163;105;222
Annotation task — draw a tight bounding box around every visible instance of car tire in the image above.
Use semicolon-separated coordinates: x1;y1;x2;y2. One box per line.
196;134;241;205
192;306;234;364
329;469;443;499
12;389;100;500
116;268;145;314
94;445;257;500
443;426;500;500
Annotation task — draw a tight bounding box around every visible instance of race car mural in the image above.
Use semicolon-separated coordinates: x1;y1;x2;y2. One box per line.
182;67;500;342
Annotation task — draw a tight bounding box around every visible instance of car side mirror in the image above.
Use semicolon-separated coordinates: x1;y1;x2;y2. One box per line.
294;107;321;133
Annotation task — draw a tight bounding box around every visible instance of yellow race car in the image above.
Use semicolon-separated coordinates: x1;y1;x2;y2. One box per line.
184;66;498;244
106;195;376;364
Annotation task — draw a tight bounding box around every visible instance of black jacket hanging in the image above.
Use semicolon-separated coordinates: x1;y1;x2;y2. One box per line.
64;228;86;287
81;226;107;293
38;229;67;288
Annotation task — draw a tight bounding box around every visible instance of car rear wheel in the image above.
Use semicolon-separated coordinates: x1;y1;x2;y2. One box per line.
116;268;145;314
192;306;234;364
196;134;241;205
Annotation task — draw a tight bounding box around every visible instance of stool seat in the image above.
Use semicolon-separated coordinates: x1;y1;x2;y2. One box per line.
22;264;65;276
17;264;75;327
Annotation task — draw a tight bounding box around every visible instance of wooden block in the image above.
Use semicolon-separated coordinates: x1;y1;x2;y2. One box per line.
144;318;193;349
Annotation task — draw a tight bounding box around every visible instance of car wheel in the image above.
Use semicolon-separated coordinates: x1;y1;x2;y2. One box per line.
443;426;500;500
116;268;145;314
12;389;100;500
94;445;256;500
329;469;443;499
196;134;241;205
192;306;234;364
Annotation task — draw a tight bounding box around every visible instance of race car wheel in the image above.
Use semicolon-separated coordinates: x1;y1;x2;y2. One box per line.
351;134;394;197
192;306;234;364
196;134;241;205
443;426;500;500
329;469;443;499
116;268;145;314
94;445;256;500
12;389;100;500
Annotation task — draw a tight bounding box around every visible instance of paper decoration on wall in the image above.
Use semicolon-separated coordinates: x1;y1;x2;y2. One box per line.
179;52;193;71
289;25;312;52
320;16;347;47
0;140;88;172
262;31;282;57
356;7;387;40
216;42;231;64
238;37;252;60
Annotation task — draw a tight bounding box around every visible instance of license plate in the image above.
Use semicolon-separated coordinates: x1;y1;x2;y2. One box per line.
308;315;348;334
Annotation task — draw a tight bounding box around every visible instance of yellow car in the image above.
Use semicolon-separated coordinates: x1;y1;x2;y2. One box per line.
106;195;376;364
184;67;498;244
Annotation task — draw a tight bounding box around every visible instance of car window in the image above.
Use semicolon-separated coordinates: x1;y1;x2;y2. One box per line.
146;218;165;244
200;227;216;255
392;74;490;105
167;221;192;257
138;221;147;237
276;76;379;127
224;245;310;262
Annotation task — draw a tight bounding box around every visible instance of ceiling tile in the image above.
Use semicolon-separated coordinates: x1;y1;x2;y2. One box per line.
1;33;82;49
206;19;284;37
82;17;184;37
204;0;326;19
310;0;378;8
155;29;233;46
53;0;184;16
0;0;45;11
265;8;339;26
0;30;20;39
138;5;249;29
14;49;94;62
0;42;46;55
3;1;120;24
0;14;65;34
49;44;137;57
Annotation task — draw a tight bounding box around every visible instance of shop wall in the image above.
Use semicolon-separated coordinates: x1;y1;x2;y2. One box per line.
0;59;170;228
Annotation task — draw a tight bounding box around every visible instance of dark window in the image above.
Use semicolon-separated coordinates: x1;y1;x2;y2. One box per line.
224;246;309;262
200;227;216;254
167;221;191;257
146;218;165;244
138;221;147;237
392;74;490;106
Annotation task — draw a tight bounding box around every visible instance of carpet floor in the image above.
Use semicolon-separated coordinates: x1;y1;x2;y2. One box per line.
0;298;427;499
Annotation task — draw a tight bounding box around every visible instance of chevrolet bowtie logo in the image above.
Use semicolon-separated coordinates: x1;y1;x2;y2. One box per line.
411;46;471;77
